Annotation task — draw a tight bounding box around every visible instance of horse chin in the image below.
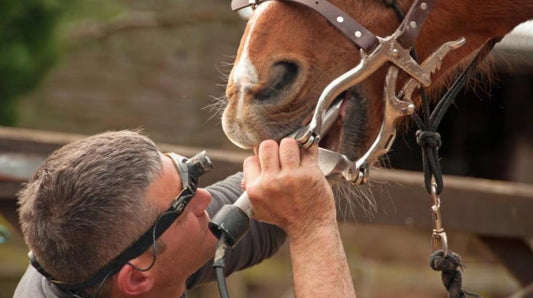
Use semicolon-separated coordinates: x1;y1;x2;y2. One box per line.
319;87;369;161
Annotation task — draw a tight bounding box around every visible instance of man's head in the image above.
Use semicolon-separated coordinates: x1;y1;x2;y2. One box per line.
18;130;216;296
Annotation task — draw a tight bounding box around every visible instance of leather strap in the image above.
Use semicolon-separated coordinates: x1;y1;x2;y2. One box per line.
396;0;437;49
231;0;437;52
231;0;379;51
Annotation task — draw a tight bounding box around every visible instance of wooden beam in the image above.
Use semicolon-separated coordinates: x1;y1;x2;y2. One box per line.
478;236;533;287
348;169;533;238
1;126;533;239
0;127;82;154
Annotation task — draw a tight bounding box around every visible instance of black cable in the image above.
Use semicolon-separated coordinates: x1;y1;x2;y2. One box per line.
215;266;229;298
213;236;230;298
383;0;405;21
126;210;173;273
90;270;114;298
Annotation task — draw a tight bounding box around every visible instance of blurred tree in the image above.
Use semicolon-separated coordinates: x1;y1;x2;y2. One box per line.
0;0;66;125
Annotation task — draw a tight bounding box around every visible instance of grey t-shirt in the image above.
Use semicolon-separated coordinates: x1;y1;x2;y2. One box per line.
14;172;286;297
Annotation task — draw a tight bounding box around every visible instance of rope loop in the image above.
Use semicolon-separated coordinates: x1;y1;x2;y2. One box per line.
429;250;481;298
416;130;442;148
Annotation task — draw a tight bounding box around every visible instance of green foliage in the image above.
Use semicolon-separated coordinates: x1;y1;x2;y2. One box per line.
0;0;65;125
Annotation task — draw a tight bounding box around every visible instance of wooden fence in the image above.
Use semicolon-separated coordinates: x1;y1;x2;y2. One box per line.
1;126;532;288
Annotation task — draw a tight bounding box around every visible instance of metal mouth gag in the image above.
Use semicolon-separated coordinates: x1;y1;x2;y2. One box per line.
294;36;464;184
289;18;465;184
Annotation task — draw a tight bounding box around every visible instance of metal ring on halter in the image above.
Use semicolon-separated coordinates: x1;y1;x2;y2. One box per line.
430;183;449;255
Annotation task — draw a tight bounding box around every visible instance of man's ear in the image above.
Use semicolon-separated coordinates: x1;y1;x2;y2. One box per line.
116;262;154;295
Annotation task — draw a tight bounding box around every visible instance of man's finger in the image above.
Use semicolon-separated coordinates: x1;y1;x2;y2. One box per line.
242;156;261;190
258;140;280;173
279;138;300;170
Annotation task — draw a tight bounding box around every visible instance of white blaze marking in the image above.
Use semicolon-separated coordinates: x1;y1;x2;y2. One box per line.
232;3;273;115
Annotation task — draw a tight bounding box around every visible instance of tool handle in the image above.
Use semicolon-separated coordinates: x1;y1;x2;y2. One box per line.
233;192;254;218
209;192;253;247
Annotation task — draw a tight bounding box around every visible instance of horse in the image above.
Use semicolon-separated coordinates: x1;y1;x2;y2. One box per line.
220;0;533;177
216;2;533;295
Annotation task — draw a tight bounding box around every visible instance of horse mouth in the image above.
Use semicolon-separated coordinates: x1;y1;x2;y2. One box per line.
221;82;369;162
318;87;368;161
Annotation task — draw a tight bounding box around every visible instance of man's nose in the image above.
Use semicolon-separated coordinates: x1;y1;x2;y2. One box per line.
191;188;211;216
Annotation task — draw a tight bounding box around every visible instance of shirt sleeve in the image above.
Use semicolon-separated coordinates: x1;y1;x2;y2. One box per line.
186;172;287;289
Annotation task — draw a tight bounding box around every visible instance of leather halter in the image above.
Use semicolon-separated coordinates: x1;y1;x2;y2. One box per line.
231;0;437;53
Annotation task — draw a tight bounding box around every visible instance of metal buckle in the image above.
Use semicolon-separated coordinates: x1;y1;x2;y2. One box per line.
430;183;449;255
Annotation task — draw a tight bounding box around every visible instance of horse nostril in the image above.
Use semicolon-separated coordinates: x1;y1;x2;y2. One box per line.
256;61;299;102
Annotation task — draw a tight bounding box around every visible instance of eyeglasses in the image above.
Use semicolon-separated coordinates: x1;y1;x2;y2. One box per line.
29;151;213;296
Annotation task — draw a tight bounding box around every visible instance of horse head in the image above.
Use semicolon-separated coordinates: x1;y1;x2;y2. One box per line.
222;0;532;168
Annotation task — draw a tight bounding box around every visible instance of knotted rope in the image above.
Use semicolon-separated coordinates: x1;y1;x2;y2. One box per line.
430;250;481;298
415;129;443;194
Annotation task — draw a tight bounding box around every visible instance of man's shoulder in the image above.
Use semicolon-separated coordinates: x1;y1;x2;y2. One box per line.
205;172;243;213
206;172;243;193
14;265;64;298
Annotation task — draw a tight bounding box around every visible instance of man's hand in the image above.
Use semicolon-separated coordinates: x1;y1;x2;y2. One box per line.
242;138;335;239
242;138;356;297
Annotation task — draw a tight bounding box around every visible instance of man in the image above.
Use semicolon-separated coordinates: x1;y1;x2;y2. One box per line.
15;130;355;297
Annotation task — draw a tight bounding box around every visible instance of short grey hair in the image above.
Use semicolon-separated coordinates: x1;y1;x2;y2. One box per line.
18;130;163;285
